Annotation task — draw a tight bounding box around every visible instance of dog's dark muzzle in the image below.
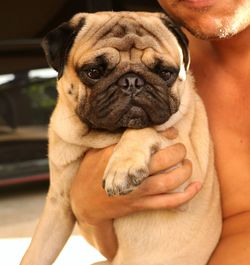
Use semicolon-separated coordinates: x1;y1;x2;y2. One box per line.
77;71;179;131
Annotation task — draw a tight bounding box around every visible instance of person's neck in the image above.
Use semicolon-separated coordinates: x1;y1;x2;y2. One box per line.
210;26;250;67
188;25;250;78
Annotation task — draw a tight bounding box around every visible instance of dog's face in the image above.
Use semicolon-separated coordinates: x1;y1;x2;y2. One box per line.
42;12;189;131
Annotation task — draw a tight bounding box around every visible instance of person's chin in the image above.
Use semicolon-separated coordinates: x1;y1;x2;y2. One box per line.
160;0;250;40
182;16;228;40
159;0;224;39
183;12;249;40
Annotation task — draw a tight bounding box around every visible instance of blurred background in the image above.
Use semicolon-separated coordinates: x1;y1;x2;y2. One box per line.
0;0;162;264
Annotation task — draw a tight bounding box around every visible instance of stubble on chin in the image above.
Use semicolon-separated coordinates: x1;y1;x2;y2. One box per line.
183;15;250;40
161;0;250;40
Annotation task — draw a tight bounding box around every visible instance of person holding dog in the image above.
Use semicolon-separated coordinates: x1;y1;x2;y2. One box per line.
70;0;250;264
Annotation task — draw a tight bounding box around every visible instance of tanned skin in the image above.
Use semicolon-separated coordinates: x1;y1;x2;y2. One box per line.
70;1;250;264
188;28;250;265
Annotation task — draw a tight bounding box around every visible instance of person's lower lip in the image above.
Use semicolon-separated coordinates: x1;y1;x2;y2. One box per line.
181;0;216;8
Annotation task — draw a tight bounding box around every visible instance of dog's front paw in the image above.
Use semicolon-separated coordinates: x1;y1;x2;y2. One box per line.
103;156;149;196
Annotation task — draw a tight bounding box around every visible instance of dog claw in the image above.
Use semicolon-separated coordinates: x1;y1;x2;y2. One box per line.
130;176;141;186
107;189;114;197
129;168;148;186
119;188;133;195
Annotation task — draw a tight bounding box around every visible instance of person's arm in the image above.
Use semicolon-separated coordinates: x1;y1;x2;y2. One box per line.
70;129;201;260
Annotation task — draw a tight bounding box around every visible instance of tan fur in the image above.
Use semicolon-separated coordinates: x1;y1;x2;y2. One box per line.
21;12;222;265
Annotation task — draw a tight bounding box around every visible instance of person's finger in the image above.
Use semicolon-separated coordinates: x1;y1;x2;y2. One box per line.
137;159;192;196
149;143;187;174
159;127;178;139
133;182;202;211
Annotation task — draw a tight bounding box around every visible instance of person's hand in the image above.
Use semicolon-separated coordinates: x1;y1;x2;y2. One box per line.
70;128;201;259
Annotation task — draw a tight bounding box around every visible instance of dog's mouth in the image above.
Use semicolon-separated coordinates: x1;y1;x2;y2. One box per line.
78;93;179;132
119;105;149;128
76;72;180;131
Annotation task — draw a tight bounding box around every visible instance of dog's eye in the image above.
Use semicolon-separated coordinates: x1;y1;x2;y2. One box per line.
153;61;178;84
157;67;178;85
86;67;104;80
159;70;172;81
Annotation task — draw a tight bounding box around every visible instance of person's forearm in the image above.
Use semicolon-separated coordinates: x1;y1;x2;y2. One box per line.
78;220;118;261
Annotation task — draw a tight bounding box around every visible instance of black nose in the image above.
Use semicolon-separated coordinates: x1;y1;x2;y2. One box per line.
117;73;145;95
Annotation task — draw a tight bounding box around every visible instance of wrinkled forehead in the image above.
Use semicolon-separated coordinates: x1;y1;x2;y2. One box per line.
70;12;181;68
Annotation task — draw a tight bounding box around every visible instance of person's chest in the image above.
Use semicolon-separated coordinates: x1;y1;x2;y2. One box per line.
194;69;250;219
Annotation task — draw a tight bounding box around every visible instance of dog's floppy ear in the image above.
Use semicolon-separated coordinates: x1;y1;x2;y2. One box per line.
41;17;85;79
160;14;190;80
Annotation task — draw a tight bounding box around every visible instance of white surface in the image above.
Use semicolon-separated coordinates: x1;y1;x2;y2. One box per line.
0;236;105;265
28;68;57;79
0;74;14;85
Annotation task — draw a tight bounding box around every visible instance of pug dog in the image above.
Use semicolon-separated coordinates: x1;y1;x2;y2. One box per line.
20;12;222;265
